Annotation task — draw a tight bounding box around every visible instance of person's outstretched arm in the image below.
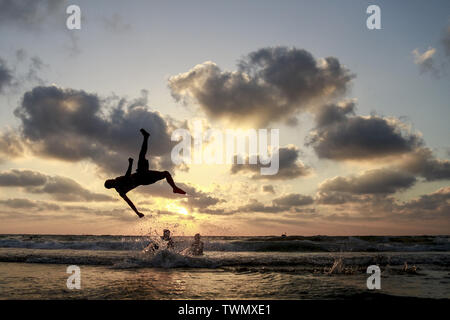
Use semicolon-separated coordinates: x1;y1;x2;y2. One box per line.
125;158;133;177
120;193;144;218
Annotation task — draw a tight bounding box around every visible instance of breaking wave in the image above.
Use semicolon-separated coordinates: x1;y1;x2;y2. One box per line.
0;235;449;252
0;248;449;270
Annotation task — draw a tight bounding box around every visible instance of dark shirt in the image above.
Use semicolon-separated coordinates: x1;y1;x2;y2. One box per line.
190;241;204;255
163;236;174;249
114;173;141;195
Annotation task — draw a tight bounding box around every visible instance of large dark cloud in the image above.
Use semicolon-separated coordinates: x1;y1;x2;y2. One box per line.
318;168;417;195
307;101;423;160
0;0;63;29
14;86;180;175
169;47;354;126
308;102;450;181
0;57;14;93
0;169;115;202
231;145;310;180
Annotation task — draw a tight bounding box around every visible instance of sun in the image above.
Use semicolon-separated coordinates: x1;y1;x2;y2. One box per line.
166;203;189;215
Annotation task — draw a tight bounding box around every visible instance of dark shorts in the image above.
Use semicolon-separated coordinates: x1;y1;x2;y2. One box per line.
137;158;150;172
136;169;166;185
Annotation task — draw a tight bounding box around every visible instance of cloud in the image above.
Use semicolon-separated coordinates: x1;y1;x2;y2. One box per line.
318;168;417;195
412;47;439;76
216;192;314;215
443;24;450;57
238;193;314;214
272;193;314;207
262;185;275;194
175;183;225;211
136;180;224;211
0;198;36;208
254;186;449;226
315;191;367;205
0;57;14;93
25;56;47;85
102;13;131;33
0;169;47;186
0;1;81;57
412;23;450;77
398;147;450;181
310;186;450;224
0;169;115;202
313;99;356;127
0;130;24;163
307;101;423;160
183;190;224;210
168;47;354;126
26;176;115;202
308;102;450;181
14;86;180;175
401;186;450;213
0;54;49;95
0;0;63;29
231;145;310;180
0;198;60;210
236;199;285;213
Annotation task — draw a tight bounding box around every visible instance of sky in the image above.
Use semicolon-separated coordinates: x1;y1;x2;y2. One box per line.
0;0;449;236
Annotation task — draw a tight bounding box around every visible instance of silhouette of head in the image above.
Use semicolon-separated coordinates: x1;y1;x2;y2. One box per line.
104;179;116;189
163;229;171;240
194;233;201;241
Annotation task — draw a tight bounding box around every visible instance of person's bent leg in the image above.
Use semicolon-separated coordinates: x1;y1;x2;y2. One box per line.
141;170;186;194
163;171;186;194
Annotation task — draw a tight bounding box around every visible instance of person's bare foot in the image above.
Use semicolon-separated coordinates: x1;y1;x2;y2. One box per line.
137;212;145;218
140;128;150;138
173;186;186;195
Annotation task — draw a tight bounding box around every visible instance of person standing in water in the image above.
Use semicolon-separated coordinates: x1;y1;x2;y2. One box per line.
104;129;186;218
161;229;174;249
189;233;204;256
144;229;175;252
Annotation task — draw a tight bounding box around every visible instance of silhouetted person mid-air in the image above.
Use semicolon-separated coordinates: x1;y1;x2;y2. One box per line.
104;129;186;218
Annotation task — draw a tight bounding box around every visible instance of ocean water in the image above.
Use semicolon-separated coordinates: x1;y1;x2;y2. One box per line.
0;234;449;299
